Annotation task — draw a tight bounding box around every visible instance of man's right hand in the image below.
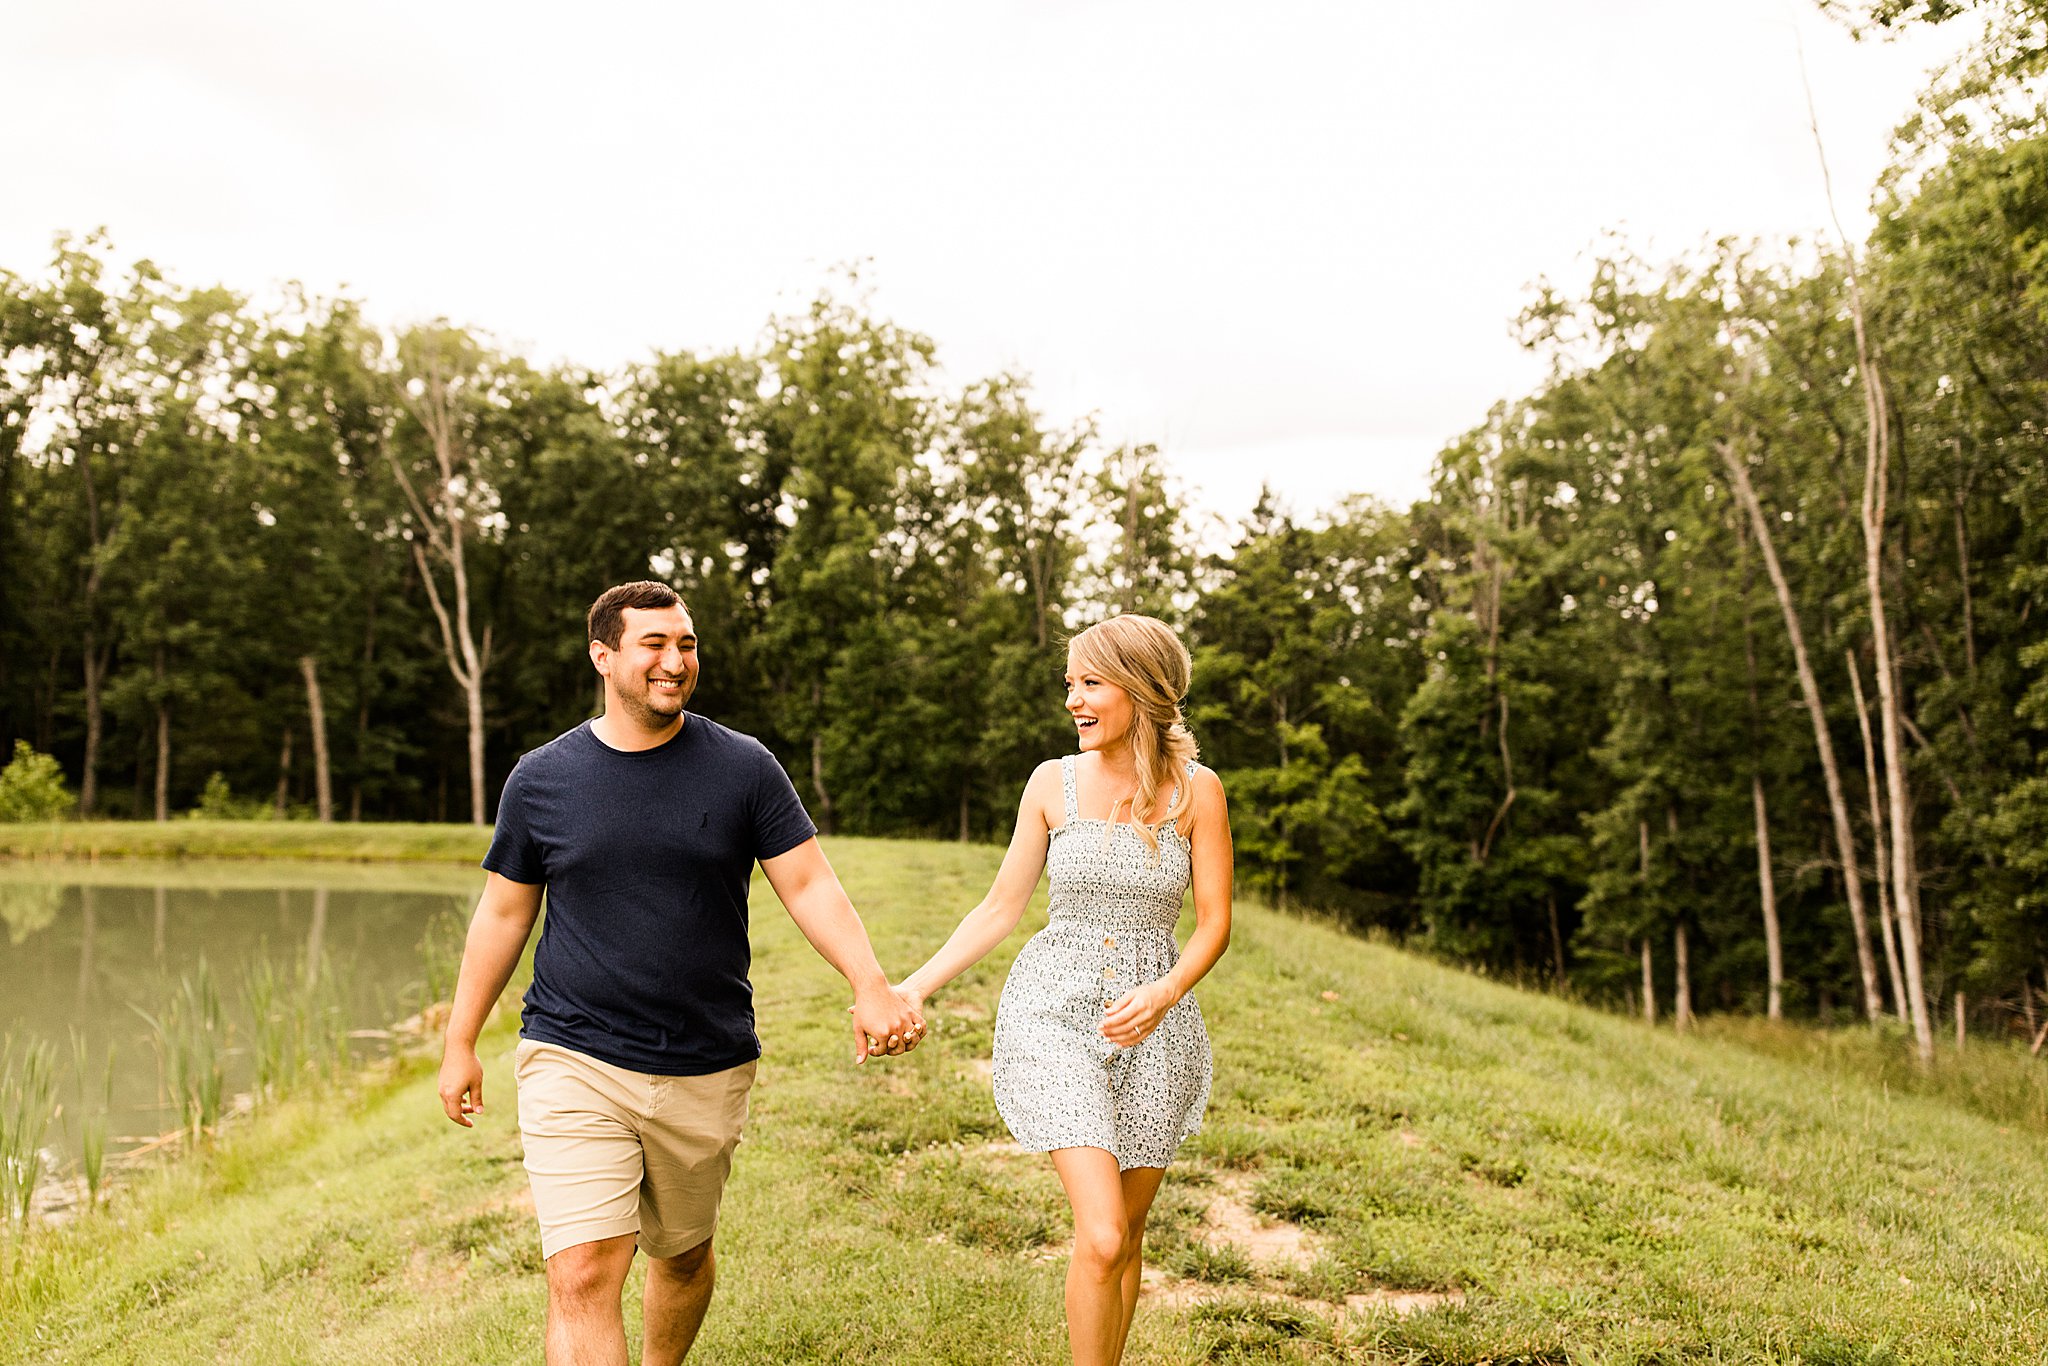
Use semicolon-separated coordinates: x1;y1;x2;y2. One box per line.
433;873;542;1128
439;1040;485;1127
849;982;926;1063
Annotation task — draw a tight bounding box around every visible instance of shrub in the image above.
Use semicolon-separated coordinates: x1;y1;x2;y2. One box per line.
0;741;73;822
190;772;273;821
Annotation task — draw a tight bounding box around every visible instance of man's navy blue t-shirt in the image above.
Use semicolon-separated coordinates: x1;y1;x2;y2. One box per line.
481;715;816;1076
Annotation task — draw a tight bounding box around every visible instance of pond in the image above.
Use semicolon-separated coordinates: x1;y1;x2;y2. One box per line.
0;861;483;1166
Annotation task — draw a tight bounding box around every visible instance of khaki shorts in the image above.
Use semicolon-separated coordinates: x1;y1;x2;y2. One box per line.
513;1038;755;1260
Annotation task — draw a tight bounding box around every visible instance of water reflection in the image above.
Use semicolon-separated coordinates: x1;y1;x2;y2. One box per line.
0;863;481;1163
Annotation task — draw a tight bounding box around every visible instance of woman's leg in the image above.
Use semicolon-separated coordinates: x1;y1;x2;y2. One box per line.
1112;1166;1167;1362
1050;1147;1135;1366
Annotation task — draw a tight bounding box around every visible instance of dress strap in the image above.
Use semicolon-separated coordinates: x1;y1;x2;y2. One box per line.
1061;755;1080;822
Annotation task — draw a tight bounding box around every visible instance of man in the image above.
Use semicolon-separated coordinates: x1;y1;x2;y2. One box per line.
437;580;924;1366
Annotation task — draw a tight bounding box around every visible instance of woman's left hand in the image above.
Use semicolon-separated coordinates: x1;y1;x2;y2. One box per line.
1101;980;1179;1048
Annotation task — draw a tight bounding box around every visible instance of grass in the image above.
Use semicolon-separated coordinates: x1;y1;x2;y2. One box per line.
0;821;490;865
1;834;2045;1363
0;1038;57;1224
129;961;229;1143
63;1032;111;1213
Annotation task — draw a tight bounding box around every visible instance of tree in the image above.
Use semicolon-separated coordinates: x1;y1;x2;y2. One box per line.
1192;494;1405;917
756;287;935;834
383;325;520;825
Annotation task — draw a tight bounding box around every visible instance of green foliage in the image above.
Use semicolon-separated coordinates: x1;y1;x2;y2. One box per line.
10;54;2048;1028
0;742;71;822
190;774;271;822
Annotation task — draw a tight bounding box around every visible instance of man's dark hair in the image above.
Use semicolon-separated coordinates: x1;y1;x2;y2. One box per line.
588;582;687;648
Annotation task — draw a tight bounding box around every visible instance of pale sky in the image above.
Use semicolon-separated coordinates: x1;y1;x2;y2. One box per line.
3;1;1971;527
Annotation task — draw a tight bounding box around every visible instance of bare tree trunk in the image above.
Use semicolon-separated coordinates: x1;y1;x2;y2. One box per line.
1856;331;1933;1064
1674;921;1693;1032
465;680;486;826
1848;651;1909;1022
1740;574;1784;1020
1472;447;1517;865
959;780;972;844
154;646;171;823
352;588;377;822
275;725;294;818
388;342;495;826
132;733;147;813
81;629;107;815
301;656;333;822
74;406;111;815
1639;817;1657;1025
1752;774;1783;1020
1026;536;1051;649
1954;992;1965;1051
1718;447;1882;1021
809;739;835;838
1547;892;1568;987
2032;977;2048;1056
1801;52;1932;1060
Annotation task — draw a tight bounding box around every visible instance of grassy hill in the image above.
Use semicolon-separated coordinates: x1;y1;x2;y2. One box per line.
4;835;2045;1364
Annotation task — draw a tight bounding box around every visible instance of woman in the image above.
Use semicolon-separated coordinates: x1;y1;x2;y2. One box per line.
894;613;1232;1366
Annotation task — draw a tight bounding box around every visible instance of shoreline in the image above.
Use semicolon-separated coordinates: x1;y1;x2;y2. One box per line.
0;820;493;867
23;999;462;1231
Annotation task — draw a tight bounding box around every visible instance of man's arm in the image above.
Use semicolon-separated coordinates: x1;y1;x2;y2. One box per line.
759;837;924;1062
437;872;545;1126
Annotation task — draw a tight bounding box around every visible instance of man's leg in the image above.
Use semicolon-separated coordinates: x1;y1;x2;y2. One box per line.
636;1061;753;1364
641;1235;715;1366
544;1232;637;1366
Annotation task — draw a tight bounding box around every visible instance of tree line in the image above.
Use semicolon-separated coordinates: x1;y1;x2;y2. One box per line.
5;9;2045;1055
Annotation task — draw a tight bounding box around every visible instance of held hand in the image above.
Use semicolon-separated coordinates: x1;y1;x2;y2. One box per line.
849;984;926;1064
1101;980;1178;1048
438;1041;484;1127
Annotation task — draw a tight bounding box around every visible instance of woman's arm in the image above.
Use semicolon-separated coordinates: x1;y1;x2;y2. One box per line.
1101;766;1232;1047
897;761;1060;1008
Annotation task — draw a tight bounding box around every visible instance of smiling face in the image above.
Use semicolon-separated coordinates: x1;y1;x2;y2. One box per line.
592;603;699;732
1065;645;1135;756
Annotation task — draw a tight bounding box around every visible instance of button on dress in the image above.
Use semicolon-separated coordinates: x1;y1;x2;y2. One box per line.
991;755;1213;1170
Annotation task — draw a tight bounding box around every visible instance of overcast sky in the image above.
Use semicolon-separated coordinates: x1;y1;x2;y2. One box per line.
3;1;1972;526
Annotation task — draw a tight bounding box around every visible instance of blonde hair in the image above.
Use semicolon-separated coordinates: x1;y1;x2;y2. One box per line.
1067;614;1200;854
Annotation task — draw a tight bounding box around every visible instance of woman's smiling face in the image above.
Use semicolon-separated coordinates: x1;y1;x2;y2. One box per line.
1065;646;1134;754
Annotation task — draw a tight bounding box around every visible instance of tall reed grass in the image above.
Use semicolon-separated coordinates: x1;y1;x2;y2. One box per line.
245;947;368;1093
66;1030;111;1211
0;1037;57;1223
414;899;469;1014
133;959;227;1144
